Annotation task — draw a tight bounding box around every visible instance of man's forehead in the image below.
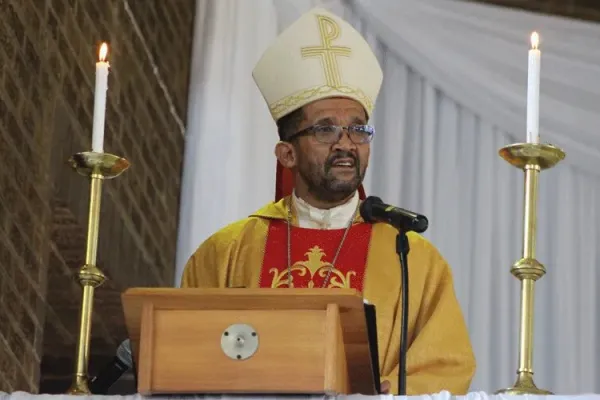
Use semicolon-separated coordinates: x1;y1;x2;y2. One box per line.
304;97;367;120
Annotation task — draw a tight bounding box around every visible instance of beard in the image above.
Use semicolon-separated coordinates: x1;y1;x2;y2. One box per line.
297;150;366;203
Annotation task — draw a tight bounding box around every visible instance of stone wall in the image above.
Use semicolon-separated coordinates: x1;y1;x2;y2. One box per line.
0;0;195;393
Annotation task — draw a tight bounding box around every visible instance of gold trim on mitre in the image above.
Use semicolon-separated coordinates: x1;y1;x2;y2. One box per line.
252;7;383;121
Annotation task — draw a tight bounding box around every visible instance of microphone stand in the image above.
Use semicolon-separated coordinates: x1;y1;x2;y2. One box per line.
396;231;410;396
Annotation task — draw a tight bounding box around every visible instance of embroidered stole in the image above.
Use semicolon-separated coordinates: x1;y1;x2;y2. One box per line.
259;220;372;291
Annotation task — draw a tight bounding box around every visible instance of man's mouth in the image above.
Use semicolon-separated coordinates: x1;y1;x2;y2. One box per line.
331;158;356;168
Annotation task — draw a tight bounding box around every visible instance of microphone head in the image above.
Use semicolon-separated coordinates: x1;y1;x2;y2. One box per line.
360;196;429;233
116;339;133;368
413;215;429;233
359;196;383;223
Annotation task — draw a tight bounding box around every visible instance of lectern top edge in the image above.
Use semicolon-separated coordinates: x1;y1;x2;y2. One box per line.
122;287;363;308
121;287;366;311
122;287;361;297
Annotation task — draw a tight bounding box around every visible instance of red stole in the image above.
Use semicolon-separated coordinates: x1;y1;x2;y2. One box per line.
259;220;372;292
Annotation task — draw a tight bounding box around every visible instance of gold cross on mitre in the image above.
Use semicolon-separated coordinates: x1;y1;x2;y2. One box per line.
301;15;351;89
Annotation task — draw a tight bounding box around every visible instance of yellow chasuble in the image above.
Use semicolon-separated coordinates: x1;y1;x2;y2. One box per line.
181;196;476;395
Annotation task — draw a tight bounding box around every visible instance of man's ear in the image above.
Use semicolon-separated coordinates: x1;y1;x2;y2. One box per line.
274;141;297;169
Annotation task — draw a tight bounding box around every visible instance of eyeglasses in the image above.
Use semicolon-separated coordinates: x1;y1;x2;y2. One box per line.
288;124;375;144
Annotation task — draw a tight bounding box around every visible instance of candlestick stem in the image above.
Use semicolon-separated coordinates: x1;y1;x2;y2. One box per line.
495;143;564;395
66;152;130;395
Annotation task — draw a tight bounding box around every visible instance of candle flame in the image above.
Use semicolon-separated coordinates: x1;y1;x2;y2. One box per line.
530;32;539;50
99;42;108;62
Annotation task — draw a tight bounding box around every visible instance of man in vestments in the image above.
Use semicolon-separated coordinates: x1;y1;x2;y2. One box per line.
181;7;476;395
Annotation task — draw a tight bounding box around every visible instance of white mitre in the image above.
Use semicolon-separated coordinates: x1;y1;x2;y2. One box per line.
252;7;383;121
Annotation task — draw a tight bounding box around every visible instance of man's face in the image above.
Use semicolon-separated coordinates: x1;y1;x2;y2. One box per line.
288;97;370;204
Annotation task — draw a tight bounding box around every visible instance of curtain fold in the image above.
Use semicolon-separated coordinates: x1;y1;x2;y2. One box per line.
177;0;600;394
175;0;279;281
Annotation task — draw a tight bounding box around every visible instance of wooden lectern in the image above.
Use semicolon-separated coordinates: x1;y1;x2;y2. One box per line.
121;288;378;395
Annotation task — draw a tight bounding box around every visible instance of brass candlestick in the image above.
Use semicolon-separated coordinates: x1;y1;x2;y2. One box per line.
496;143;565;395
66;151;130;395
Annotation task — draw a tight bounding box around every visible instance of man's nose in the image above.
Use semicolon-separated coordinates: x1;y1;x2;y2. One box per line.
332;130;357;151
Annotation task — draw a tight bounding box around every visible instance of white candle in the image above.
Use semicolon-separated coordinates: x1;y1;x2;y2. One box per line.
526;32;541;144
92;43;109;153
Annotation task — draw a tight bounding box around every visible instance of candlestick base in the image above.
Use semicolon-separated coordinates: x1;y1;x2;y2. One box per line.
66;374;91;395
68;151;130;179
496;373;553;395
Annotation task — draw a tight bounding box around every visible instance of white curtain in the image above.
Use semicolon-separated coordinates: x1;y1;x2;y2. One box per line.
176;0;600;394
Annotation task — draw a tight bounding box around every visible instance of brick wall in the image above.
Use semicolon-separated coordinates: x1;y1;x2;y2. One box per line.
0;0;195;393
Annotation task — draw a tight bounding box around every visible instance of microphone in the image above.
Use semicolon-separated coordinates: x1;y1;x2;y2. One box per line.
360;196;429;396
360;196;428;233
89;339;133;394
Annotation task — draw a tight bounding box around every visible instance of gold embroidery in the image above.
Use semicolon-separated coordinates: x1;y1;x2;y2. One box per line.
269;84;373;120
269;268;289;288
301;15;350;88
269;246;356;288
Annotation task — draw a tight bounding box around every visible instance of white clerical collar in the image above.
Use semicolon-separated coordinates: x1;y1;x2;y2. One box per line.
292;190;359;230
